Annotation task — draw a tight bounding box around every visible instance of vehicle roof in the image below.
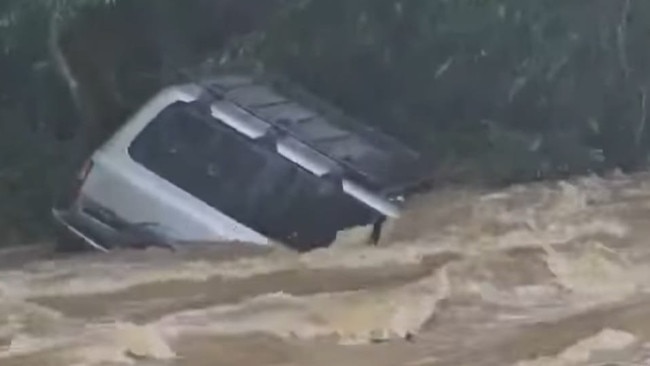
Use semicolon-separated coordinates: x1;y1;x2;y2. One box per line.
192;74;426;194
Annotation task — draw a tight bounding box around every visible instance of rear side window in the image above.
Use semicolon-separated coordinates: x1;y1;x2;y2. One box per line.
128;101;374;249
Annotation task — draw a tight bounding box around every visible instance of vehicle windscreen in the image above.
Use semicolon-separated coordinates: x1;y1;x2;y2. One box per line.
128;101;376;250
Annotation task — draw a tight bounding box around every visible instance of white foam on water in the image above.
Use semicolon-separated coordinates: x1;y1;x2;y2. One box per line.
156;267;451;345
514;329;638;366
0;239;455;300
4;174;650;365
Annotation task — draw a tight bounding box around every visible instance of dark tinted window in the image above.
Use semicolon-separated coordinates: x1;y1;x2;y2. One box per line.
128;101;375;250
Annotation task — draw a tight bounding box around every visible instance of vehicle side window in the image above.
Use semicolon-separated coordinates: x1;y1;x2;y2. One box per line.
129;101;267;222
128;101;374;249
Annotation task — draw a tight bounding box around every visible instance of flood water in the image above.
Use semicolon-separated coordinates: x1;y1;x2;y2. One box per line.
3;172;650;365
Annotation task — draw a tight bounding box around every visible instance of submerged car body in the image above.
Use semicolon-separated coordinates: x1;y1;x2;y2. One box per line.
52;75;426;252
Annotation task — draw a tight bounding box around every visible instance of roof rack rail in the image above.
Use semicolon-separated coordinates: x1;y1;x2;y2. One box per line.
197;74;425;194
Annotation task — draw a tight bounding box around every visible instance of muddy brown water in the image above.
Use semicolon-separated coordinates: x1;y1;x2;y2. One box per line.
4;173;650;365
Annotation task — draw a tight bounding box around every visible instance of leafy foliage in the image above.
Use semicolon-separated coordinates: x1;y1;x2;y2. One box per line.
234;0;650;185
3;0;650;243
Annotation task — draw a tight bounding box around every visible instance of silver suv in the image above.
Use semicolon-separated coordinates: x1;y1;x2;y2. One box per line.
52;75;425;252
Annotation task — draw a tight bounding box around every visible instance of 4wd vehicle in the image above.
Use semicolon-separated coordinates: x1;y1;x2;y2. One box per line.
52;74;426;252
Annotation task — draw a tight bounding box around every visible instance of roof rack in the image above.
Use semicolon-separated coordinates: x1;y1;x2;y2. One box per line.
197;74;425;194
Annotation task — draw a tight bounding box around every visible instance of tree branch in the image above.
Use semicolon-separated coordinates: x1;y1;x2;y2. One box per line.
635;87;647;148
617;0;632;78
48;5;93;154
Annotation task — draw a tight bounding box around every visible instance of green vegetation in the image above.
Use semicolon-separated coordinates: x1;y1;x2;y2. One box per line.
1;0;650;243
